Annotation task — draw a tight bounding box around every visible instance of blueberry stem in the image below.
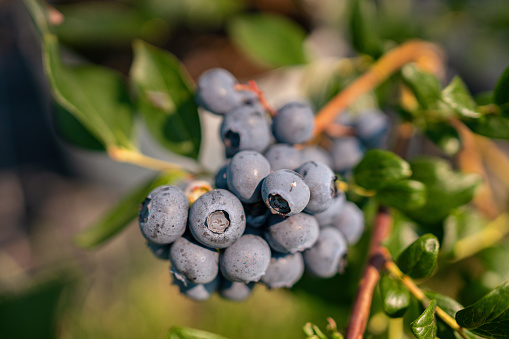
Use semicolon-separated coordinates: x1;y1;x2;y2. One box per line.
234;81;277;116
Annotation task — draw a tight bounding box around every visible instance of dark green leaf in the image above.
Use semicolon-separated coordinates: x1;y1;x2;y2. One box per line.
405;157;482;224
441;76;481;118
74;171;184;249
494;66;509;115
379;272;411;318
376;179;426;210
384;210;419;259
168;326;229;339
401;64;442;109
456;281;509;339
43;34;134;149
424;123;461;156
411;299;437;339
353;149;411;190
228;13;307;68
464;115;509;139
131;40;201;159
348;0;383;57
397;234;439;279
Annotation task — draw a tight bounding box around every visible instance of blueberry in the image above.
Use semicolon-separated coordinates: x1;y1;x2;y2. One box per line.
147;243;170;260
303;227;347;278
227;151;271;203
138;185;188;245
195;68;243;115
261;169;310;217
189;189;246;249
331;201;365;245
272;102;315;144
330;137;364;174
219;279;254;301
264;144;301;171
219;234;271;283
300;146;333;169
354;109;390;149
295;161;337;214
264;213;319;253
214;163;229;190
173;275;220;301
220;105;272;157
244;201;270;228
261;251;304;289
170;236;219;284
313;193;346;227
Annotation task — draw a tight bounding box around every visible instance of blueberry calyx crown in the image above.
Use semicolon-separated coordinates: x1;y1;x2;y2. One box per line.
206;210;230;234
267;194;291;215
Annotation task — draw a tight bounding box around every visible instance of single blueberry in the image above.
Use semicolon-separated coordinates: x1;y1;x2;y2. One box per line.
138;185;188;245
172;275;220;301
219;234;271;283
261;251;304;289
219;278;255;301
303;227;348;278
354;109;390;149
227;151;271;203
295;161;337;214
261;169;310;217
214;163;229;190
331;201;365;245
272;102;315;144
330;137;364;174
264;144;302;171
264;213;319;253
170;236;219;284
313;193;346;227
195;68;243;115
188;189;246;249
300;146;333;169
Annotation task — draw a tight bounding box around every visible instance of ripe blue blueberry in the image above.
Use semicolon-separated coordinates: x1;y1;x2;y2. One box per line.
220;105;272;157
173;275;220;301
214;163;229;190
272;102;315;144
354;109;390;149
195;68;242;115
300;146;333;169
331;201;365;245
227;151;271;203
330;136;364;174
264;144;301;171
189;189;246;249
303;227;347;278
244;201;270;228
264;213;319;253
295;161;337;214
313;193;346;227
170;236;219;284
219;234;271;283
147;243;170;260
219;279;254;301
261;251;304;289
138;185;188;245
261;169;310;216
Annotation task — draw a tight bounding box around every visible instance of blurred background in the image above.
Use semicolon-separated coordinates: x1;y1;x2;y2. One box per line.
1;0;509;338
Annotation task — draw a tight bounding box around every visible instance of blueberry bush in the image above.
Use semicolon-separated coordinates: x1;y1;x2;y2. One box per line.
23;0;509;338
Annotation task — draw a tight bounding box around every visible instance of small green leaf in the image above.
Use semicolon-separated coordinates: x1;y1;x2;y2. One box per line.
463;115;509;139
24;0;54;35
401;64;442;109
441;76;481;118
353;149;411;190
168;326;229;339
397;234;439;279
456;281;509;339
424;123;461;156
494;66;509;115
411;299;437;339
228;13;307;68
131;40;201;159
74;171;184;249
43;34;134;149
376;180;426;210
380;272;411;318
348;0;383;57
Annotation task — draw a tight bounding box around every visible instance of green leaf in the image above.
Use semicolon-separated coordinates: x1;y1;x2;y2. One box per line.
464;115;509;139
456;281;509;339
74;171;184;249
379;272;411;318
441;76;481;118
228;13;307;68
168;326;229;339
411;299;437;339
348;0;383;57
401;64;442;109
376;179;426;210
24;0;54;35
43;34;134;149
131;40;201;159
396;234;439;279
424;123;461;156
494;66;509;115
353;149;411;190
405;157;482;224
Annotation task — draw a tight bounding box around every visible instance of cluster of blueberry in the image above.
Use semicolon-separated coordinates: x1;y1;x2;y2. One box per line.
138;68;388;301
